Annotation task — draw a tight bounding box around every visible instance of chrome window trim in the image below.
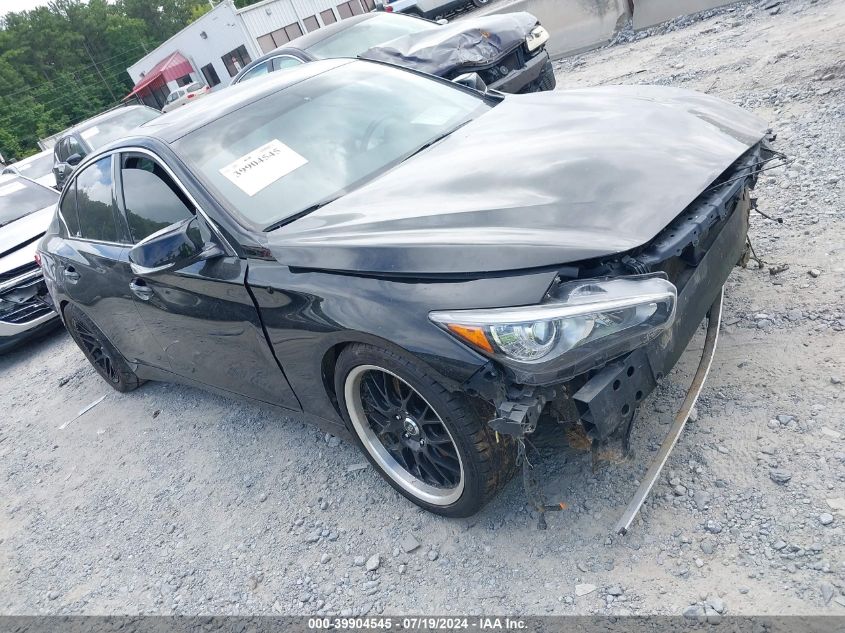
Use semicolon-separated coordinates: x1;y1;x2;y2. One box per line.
56;146;236;256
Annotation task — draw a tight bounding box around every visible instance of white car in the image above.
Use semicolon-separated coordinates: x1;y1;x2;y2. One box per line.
162;82;210;113
1;149;57;189
378;0;491;19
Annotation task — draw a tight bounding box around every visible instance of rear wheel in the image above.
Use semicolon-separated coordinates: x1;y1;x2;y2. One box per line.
64;304;142;393
335;344;516;517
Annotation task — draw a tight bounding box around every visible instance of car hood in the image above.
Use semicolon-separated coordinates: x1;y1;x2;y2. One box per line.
267;85;769;275
360;12;539;76
0;206;54;275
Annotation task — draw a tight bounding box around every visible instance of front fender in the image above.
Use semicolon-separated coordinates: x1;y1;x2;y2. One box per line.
245;260;558;423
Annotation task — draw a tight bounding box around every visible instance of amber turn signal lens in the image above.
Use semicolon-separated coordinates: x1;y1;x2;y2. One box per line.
445;324;494;354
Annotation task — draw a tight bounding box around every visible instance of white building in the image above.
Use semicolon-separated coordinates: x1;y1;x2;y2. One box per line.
125;0;376;108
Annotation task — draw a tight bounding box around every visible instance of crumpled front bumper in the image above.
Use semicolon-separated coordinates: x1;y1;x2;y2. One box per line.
574;189;750;439
0;268;60;353
487;51;553;93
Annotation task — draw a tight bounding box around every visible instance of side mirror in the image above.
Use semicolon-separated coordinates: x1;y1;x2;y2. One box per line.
452;72;488;93
128;217;223;275
66;153;83;166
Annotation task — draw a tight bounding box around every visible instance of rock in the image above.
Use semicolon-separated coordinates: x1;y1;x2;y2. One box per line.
427;550;439;562
821;427;843;440
700;541;715;555
606;586;623;596
319;499;329;511
400;534;420;553
705;606;722;625
683;604;706;621
320;553;331;564
575;583;597;597
365;554;380;572
808;269;821;278
259;492;268;503
818;513;834;526
772;540;787;550
673;484;688;496
769;469;792;485
47;590;59;601
739;586;750;595
820;582;834;605
707;596;726;614
304;531;321;544
705;520;723;534
353;555;366;567
688;407;698;423
693;490;711;509
831;376;842;385
346;463;369;473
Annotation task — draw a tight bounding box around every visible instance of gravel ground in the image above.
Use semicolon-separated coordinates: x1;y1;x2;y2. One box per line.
1;0;843;618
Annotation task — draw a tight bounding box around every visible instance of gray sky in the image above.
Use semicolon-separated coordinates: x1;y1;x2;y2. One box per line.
2;0;52;18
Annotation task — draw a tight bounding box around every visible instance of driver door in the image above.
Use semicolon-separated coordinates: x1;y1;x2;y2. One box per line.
115;151;300;410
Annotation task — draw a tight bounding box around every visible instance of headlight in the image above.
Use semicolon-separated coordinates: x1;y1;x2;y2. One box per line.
430;275;677;375
525;25;550;53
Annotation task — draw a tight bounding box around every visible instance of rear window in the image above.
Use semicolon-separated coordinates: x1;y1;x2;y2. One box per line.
186;82;204;92
306;14;438;58
7;153;54;180
0;177;57;227
78;107;160;149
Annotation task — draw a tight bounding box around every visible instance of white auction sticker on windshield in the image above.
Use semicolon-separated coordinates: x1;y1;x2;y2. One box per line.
80;126;99;140
0;182;25;197
219;139;307;197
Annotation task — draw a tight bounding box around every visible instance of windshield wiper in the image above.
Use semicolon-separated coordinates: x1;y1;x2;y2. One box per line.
400;119;472;164
263;194;344;233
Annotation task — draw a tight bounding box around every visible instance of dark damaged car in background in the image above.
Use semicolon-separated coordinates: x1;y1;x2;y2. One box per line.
1;175;60;353
39;59;772;518
231;12;554;94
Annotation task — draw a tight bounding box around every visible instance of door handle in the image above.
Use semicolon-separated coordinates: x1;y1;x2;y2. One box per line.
63;267;80;283
129;279;154;301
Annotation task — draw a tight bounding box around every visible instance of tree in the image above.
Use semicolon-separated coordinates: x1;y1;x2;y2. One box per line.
0;0;211;159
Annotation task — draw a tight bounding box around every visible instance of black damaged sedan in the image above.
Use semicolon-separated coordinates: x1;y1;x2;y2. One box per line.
39;59;770;517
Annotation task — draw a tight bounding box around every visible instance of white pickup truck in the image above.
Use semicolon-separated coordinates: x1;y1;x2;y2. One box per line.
377;0;491;19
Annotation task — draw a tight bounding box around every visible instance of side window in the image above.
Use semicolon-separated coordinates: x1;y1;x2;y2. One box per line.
55;139;69;163
272;56;302;71
239;62;271;83
60;183;81;238
120;154;194;243
67;136;85;159
76;156;119;242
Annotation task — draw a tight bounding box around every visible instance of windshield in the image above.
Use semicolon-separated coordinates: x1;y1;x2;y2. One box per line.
4;152;53;180
174;63;489;229
79;107;160;149
306;14;438;58
0;176;57;227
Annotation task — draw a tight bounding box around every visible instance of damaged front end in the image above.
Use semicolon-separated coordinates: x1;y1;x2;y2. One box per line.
361;12;555;93
441;141;773;528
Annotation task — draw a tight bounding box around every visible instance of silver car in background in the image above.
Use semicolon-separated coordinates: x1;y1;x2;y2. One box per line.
162;82;211;113
0;174;60;353
2;149;57;189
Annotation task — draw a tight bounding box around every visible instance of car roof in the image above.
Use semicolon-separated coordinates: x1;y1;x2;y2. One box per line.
139;58;354;144
64;105;159;136
15;148;53;164
238;13;379;72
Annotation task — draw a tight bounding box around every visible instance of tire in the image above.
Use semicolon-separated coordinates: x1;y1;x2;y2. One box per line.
64;304;142;393
335;343;516;517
